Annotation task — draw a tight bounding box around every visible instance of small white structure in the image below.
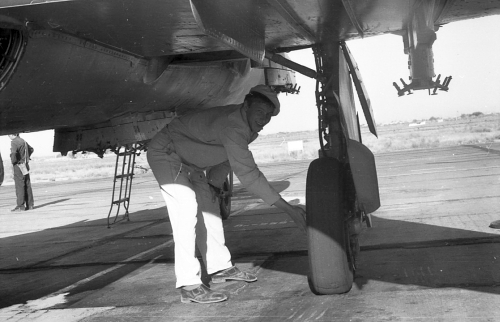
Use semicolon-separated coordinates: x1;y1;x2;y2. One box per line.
409;121;426;127
287;140;304;155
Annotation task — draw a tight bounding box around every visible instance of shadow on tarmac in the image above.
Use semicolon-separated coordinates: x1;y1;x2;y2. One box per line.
235;213;500;296
230;180;291;202
352;216;500;294
34;198;71;209
1;187;499;309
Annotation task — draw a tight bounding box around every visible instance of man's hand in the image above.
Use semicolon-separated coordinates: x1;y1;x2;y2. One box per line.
273;198;307;235
209;184;220;203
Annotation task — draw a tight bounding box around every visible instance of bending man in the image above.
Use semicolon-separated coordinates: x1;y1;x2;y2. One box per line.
147;85;306;304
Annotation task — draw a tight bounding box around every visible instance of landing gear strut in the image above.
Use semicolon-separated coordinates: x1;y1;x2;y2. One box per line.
306;42;358;294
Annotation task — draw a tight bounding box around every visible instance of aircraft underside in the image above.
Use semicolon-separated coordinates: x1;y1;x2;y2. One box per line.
0;0;498;152
0;0;499;294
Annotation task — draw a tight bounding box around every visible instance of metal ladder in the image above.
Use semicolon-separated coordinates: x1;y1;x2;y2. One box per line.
107;144;139;228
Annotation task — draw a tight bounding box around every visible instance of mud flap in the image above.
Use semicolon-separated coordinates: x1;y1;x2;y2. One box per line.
346;139;380;214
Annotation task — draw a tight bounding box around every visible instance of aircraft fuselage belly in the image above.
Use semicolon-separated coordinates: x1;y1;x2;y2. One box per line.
0;30;263;136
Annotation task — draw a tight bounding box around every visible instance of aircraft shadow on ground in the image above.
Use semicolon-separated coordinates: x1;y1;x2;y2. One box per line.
231;180;291;201
1;183;499;308
0;206;173;308
257;214;500;295
351;216;500;294
0;180;289;307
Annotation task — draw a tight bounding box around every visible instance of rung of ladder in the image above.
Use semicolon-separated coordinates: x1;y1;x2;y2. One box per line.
113;198;129;205
107;144;138;228
115;174;134;179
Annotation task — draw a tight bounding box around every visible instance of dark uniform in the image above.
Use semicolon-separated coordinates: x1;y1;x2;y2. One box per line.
10;136;34;210
0;152;4;186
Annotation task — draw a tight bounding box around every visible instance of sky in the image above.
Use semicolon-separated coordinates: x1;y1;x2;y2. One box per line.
264;14;500;134
1;15;499;157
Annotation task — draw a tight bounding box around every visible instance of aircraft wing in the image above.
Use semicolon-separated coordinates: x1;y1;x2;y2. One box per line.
0;0;498;153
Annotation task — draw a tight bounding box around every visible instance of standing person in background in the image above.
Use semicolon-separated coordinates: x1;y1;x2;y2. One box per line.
0;151;4;186
9;133;34;211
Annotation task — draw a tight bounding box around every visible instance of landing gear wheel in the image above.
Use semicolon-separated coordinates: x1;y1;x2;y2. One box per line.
306;157;353;295
219;171;233;220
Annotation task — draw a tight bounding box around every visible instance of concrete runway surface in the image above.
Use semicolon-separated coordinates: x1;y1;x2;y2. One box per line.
0;144;499;321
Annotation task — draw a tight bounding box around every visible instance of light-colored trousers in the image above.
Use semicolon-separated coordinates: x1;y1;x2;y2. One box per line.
147;144;232;288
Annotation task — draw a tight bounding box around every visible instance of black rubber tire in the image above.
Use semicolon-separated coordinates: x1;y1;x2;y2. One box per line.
306;157;353;295
219;171;233;220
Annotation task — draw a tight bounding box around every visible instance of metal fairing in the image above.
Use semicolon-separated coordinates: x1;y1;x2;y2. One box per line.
341;42;377;138
0;0;498;152
346;139;380;214
338;46;360;143
190;0;266;62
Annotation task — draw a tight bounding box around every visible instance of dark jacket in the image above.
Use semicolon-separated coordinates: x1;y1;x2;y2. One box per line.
10;137;34;165
0;152;4;185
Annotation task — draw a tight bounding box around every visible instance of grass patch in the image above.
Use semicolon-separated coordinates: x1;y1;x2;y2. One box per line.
362;114;500;153
1;154;150;184
2;114;499;184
